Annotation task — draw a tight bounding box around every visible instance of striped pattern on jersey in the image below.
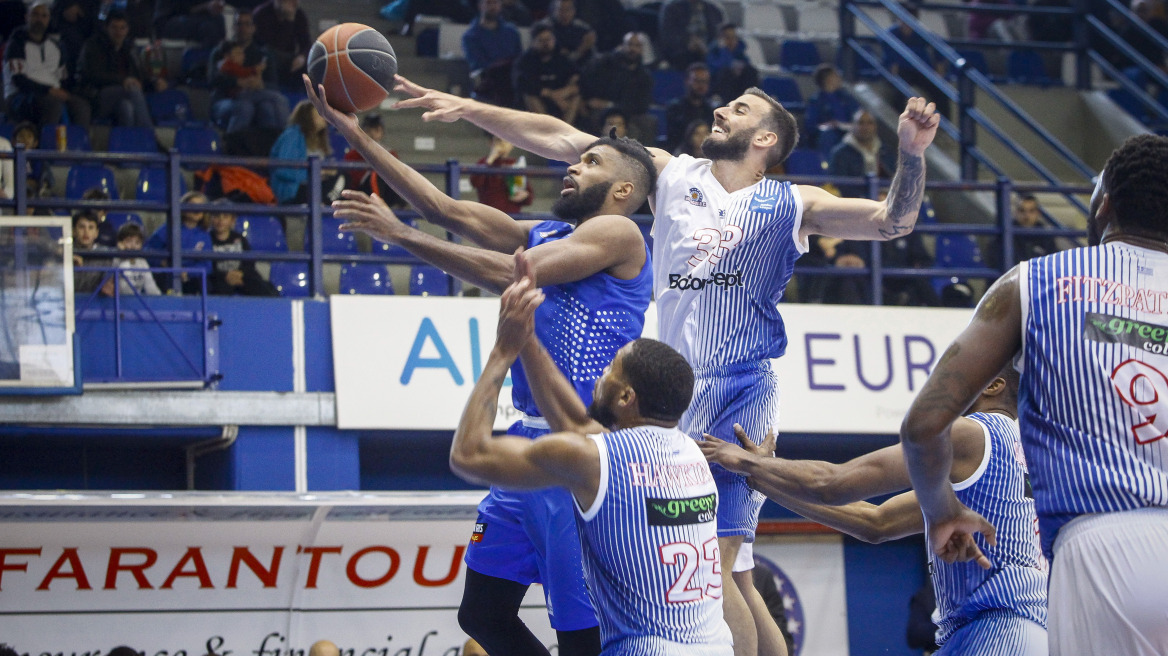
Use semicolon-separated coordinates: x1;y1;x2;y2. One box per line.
649;155;806;370
510;220;653;417
927;412;1047;645
576;425;733;656
1018;243;1168;558
935;611;1047;656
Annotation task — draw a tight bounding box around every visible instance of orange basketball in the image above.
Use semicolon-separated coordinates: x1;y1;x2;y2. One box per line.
307;23;398;113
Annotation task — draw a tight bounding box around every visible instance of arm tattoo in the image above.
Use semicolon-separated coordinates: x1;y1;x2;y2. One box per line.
881;150;926;239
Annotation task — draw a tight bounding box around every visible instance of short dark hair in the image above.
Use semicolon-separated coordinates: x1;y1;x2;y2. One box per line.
744;87;799;168
1102;134;1168;236
813;63;838;87
600;106;628;126
116;222;144;242
997;363;1020;403
72;210;99;228
360;113;383;130
531;23;554;39
685;62;709;78
621;338;693;422
103;8;127;24
582;134;658;209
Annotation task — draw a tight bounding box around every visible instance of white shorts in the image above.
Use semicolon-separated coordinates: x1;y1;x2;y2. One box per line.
733;540;753;573
1049;507;1168;656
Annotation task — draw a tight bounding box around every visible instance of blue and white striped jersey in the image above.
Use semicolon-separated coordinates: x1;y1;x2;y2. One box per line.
510;220;653;417
1017;243;1168;558
649;155;807;371
927;412;1047;645
576;425;734;656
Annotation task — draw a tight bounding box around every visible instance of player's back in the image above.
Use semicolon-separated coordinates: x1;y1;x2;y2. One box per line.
1018;243;1168;557
575;425;733;656
649;154;806;370
928;412;1047;644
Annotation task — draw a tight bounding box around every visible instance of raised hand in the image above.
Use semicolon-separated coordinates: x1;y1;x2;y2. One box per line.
496;275;543;359
392;75;470;123
897;96;941;156
332;190;407;243
927;504;997;570
302;74;360;134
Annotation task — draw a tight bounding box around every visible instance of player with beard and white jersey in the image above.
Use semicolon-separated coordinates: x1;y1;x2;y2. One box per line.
393;75;939;656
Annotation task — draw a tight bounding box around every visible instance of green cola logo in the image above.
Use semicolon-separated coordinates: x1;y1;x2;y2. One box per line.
645;493;717;526
1084;312;1168;355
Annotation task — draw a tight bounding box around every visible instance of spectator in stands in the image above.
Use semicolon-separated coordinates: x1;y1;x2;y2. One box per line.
600;107;628;136
580;31;653;141
209;26;290;140
470;133;533;214
342;113;406;207
0;132;13;205
883;3;950;118
50;0;99;76
710;53;758;107
705;22;745;77
11;122;53;200
751;562;796;656
463;0;523;106
663;62;714;152
967;0;1017;41
3;0;92;130
1115;0;1168;72
514;24;581;124
153;0;227;49
658;0;723;70
800;236;870;304
82;187;116;248
207;200;278;296
534;0;595;64
114;223;162;296
270;100;331;204
828;109;896;198
72;210;113;295
252;0;312;88
75;11;157;129
500;0;531;26
1012;193;1059;260
145;190;215;295
382;0;474;29
576;0;632;52
905;579;940;653
674;118;709;156
805;64;859;153
1028;0;1074;43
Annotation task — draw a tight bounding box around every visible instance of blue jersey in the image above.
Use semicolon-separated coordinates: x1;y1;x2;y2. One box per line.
649;155;806;370
509;220;652;416
1018;244;1168;558
576;426;733;656
927;412;1047;645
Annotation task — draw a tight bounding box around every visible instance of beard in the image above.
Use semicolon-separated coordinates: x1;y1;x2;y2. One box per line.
587;399;617;429
700;127;755;162
552;179;613;224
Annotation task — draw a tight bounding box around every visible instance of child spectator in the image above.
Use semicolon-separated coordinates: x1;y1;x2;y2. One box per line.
208;201;279;296
470;134;533;214
82;187;117;247
145;190;215;294
218;41;267;82
72;210;113;295
114;223;161;296
342;113;404;207
12;122;54;202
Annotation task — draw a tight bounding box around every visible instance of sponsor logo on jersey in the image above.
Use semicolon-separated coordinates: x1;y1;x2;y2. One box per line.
645;493;717;526
1084;312;1168;354
749;188;779;213
668;271;745;290
685;187;708;207
470;522;487;542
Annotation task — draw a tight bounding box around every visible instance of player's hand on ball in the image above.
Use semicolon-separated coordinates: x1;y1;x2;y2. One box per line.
392;75;469;123
928;503;996;570
897;96;940;156
332;190;406;243
303;75;360;133
496;275;543;358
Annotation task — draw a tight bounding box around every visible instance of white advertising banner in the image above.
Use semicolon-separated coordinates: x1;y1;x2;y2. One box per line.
332;297;970;434
0;494;848;656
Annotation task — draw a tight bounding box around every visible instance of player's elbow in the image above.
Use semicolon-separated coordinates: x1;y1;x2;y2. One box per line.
900;412;936;449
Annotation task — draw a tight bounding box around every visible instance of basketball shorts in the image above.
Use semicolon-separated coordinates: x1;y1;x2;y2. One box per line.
681;361;779;548
1048;507;1168;656
936;611;1047;656
462;418;599;631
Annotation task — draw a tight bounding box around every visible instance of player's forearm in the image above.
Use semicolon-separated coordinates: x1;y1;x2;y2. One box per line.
874;149;925;240
461;99;593;162
901;415;960;521
339;127;463;227
396;228;512;293
771;493;894;544
518;340;595;434
741;457;865;506
451;350;512;484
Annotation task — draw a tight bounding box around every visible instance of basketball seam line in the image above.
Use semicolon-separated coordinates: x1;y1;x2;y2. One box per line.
325;50;395;92
333;27;356;112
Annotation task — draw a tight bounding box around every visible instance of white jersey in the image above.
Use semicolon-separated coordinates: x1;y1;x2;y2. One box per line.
649;154;807;371
575;426;733;655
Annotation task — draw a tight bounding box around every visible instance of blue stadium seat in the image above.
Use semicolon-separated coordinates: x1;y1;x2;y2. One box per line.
181;47;212;87
39;124;91;151
340;264;395;295
173;127;222;167
108;126;158;155
783;148;826;175
1007;50;1054;86
66;165;119;199
306;218;358;253
135;167;187;202
918;198;937;224
935;235;984;268
106;213;143;232
0;123;13;140
240;215;287;252
648;106;668;146
147;89;193;126
328;130;350;159
780;40;821;74
1108;88;1149;123
651;69;686;106
270;262;310;297
759;76;804;112
373;216;417;257
410;264;454;296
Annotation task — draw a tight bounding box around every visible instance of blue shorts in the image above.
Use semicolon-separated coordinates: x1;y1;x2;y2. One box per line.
938;611;1047;656
680;361;779;542
463;420;598;631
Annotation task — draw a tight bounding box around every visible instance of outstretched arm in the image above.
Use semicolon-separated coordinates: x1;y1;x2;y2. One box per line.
782;490;926;545
799;97;939;242
901;266;1023;565
305;76;532;252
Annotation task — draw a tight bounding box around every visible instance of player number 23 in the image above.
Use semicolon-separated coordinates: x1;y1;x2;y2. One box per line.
658;538;722;603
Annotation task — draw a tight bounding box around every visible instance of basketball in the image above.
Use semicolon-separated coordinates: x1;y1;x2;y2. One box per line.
307;23;398;114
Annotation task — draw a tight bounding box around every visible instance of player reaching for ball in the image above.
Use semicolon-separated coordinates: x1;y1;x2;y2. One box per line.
304;75;657;656
393;74;939;656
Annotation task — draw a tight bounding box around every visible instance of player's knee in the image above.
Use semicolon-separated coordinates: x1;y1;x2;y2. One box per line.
458;600;494;639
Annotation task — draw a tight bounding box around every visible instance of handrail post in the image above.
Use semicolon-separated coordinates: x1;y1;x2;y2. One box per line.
840;1;856;80
997;177;1015;271
867;173;883;305
957;68;978;180
1073;0;1091;89
168;149;183;294
445;158;461;296
308;155;324;298
14;145;27;215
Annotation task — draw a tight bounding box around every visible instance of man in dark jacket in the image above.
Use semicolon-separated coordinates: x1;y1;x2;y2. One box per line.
208;11;288;137
75;10;156;128
3;0;91;128
153;0;226;48
580;32;653;141
657;0;722;69
251;0;311;88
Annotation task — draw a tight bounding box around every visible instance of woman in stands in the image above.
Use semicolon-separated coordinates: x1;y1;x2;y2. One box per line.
269;100;332;204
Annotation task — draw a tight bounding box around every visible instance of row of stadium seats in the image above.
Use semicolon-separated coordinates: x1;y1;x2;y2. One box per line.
274;263;456;297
